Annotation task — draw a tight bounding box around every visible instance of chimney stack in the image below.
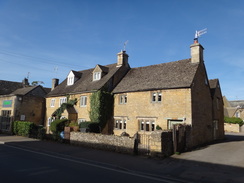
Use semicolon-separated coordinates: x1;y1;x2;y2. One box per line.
117;51;129;67
22;78;29;87
52;78;59;91
190;42;204;63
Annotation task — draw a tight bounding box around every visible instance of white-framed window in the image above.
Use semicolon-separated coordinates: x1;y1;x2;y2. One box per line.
59;97;67;107
50;98;55;107
78;118;86;125
67;76;74;85
139;119;155;132
114;118;127;130
47;117;54;126
152;92;162;103
119;95;127;104
93;72;101;81
80;96;87;107
236;111;241;118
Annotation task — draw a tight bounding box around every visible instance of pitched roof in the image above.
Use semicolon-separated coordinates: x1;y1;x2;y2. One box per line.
0;80;23;95
47;63;120;97
113;59;199;93
229;100;244;108
11;86;39;95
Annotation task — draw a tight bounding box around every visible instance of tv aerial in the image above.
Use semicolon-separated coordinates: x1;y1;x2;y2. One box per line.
123;40;129;51
194;28;207;43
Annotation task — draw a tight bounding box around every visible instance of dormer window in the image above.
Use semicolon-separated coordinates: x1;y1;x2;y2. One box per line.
67;70;81;86
67;76;74;85
93;72;101;81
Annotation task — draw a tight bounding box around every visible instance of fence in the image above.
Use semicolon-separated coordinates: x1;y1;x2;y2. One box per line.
0;116;13;133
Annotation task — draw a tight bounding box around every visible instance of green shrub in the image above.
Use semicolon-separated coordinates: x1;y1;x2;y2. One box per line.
79;122;91;128
88;122;101;133
13;121;35;137
224;116;244;126
50;119;69;133
156;125;162;130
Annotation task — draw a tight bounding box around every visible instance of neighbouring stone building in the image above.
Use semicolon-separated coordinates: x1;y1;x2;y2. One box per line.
112;40;225;148
223;97;244;120
0;78;50;133
45;51;130;133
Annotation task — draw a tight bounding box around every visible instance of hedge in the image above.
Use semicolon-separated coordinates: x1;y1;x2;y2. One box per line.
13;121;46;139
224;116;244;126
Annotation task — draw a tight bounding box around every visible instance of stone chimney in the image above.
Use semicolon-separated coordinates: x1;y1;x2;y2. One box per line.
22;78;29;87
190;41;204;63
117;51;129;67
52;78;59;91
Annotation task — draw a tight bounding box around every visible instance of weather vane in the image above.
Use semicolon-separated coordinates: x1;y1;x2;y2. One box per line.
123;40;129;51
194;28;207;43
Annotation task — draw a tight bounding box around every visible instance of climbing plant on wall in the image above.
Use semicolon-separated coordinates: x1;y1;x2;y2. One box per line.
52;95;77;119
89;90;113;129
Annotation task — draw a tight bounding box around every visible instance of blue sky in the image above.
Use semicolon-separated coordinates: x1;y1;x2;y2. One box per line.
0;0;243;100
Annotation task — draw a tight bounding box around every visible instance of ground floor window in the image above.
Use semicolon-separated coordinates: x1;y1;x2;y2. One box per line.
138;119;155;132
114;118;127;130
1;110;11;117
47;117;54;126
78;118;86;125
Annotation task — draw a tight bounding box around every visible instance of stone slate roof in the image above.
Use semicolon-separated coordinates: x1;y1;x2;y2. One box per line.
47;63;120;97
0;80;23;95
229;100;244;108
113;59;199;93
12;86;39;95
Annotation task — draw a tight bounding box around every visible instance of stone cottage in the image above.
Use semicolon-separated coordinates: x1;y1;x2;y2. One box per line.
0;78;49;133
112;40;225;148
45;51;130;133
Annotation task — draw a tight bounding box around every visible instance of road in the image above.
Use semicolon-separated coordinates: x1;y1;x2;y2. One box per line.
0;133;244;183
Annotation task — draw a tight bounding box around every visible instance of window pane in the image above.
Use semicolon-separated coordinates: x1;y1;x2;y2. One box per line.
151;121;155;131
152;93;156;102
146;121;150;131
119;120;122;129
120;96;123;104
158;93;162;102
140;121;144;131
124;95;127;104
123;120;126;129
115;120;119;128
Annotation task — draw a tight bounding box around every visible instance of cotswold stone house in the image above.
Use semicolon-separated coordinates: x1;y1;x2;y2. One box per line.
112;41;224;148
0;79;49;133
45;51;130;132
223;97;244;120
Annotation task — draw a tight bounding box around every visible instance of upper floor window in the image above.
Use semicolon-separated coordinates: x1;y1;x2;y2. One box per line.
80;96;87;107
152;92;162;103
50;99;55;107
67;76;74;85
59;97;67;107
93;72;101;81
119;95;127;104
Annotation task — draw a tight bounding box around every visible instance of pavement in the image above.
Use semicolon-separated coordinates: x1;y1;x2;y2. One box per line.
1;133;244;183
